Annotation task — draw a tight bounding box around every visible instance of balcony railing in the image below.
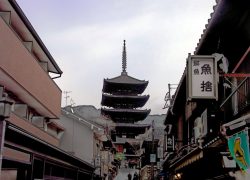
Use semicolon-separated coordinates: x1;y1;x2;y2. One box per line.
222;77;250;122
235;77;250;115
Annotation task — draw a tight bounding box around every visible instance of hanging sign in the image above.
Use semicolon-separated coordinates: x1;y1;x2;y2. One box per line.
166;135;175;152
228;130;250;171
187;55;218;100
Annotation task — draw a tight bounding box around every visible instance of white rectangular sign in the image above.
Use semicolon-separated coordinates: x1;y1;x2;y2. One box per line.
150;154;156;163
188;55;218;100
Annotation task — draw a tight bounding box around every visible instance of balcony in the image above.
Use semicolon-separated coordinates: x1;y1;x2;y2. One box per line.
0;17;61;118
8;113;59;146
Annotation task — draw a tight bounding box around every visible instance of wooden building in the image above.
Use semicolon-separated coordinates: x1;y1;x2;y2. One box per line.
163;0;250;179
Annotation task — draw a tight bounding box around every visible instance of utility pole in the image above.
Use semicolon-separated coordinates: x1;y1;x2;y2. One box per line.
151;120;155;180
63;91;71;106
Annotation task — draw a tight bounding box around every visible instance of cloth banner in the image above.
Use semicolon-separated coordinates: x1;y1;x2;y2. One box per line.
228;130;250;171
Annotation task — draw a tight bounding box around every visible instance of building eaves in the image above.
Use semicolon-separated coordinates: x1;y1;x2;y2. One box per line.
61;108;104;131
7;123;95;171
164;68;186;124
165;0;221;124
8;0;63;74
194;0;228;55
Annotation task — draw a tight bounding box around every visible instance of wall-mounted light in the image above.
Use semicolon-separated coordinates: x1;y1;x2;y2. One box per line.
174;173;182;180
0;95;13;119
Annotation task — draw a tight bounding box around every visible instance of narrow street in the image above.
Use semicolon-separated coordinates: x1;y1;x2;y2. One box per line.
114;167;139;180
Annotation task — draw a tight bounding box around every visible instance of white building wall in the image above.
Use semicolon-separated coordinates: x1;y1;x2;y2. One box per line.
59;112;94;164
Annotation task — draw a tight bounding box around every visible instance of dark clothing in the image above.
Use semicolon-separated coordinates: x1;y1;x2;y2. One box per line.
128;173;132;180
133;173;138;180
108;172;113;180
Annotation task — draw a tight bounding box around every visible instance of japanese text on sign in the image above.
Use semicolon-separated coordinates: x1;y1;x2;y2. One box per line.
188;55;218;100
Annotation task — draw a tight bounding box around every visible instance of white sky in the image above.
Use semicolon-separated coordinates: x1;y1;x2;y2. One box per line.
17;0;215;114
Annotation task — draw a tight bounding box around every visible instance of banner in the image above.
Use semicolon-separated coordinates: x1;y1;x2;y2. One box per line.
115;153;125;161
228;130;250;171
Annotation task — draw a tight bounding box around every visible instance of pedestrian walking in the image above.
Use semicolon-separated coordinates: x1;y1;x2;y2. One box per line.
128;172;132;180
133;171;138;180
107;170;113;180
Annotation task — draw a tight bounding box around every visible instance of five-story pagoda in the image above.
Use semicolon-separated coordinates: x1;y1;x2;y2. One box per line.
101;40;151;139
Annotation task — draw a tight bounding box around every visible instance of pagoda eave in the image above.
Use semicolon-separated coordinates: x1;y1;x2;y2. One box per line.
101;108;150;123
101;94;149;108
103;76;148;94
115;123;150;135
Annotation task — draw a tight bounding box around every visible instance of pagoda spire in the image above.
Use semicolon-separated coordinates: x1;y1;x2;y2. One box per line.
122;40;127;75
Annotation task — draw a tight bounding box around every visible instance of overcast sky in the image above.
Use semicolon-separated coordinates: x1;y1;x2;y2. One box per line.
17;0;215;114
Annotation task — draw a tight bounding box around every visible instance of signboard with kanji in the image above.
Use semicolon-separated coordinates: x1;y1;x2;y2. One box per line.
187;55;218;100
166;135;175;152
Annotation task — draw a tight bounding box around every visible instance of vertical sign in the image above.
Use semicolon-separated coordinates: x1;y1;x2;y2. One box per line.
187;55;218;100
157;147;163;159
166;135;174;152
95;156;101;167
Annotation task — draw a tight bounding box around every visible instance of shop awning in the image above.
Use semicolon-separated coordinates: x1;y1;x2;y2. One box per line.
170;148;203;171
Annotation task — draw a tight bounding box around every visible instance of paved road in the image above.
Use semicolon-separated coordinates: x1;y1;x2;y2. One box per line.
114;167;139;180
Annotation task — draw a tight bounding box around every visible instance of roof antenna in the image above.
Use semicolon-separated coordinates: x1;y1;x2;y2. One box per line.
122;40;127;75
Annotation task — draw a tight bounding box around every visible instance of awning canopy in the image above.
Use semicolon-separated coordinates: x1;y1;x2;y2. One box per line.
5;123;94;173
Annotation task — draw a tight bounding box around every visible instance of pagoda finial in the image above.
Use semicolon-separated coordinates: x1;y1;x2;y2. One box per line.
122;40;127;75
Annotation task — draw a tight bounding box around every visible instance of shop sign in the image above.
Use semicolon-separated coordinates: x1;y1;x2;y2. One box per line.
228;130;250;171
166;135;175;152
187;55;218;100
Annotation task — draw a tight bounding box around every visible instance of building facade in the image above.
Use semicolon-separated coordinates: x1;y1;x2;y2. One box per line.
0;0;94;179
163;0;250;179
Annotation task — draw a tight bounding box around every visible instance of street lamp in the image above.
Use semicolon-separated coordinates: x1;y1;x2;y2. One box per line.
0;97;12;118
174;173;182;180
0;94;13;177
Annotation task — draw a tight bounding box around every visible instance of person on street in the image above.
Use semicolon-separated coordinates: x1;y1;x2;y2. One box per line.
133;171;138;180
107;170;113;180
128;172;132;180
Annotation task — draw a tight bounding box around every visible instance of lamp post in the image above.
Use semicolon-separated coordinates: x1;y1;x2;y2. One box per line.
0;94;13;177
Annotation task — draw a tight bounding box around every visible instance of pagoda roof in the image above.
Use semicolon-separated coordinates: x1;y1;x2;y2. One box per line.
101;94;149;108
101;108;150;123
103;74;148;94
105;73;148;84
115;123;150;128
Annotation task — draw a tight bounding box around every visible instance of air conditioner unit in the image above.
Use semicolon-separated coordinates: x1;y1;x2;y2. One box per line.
32;116;45;128
14;104;28;118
